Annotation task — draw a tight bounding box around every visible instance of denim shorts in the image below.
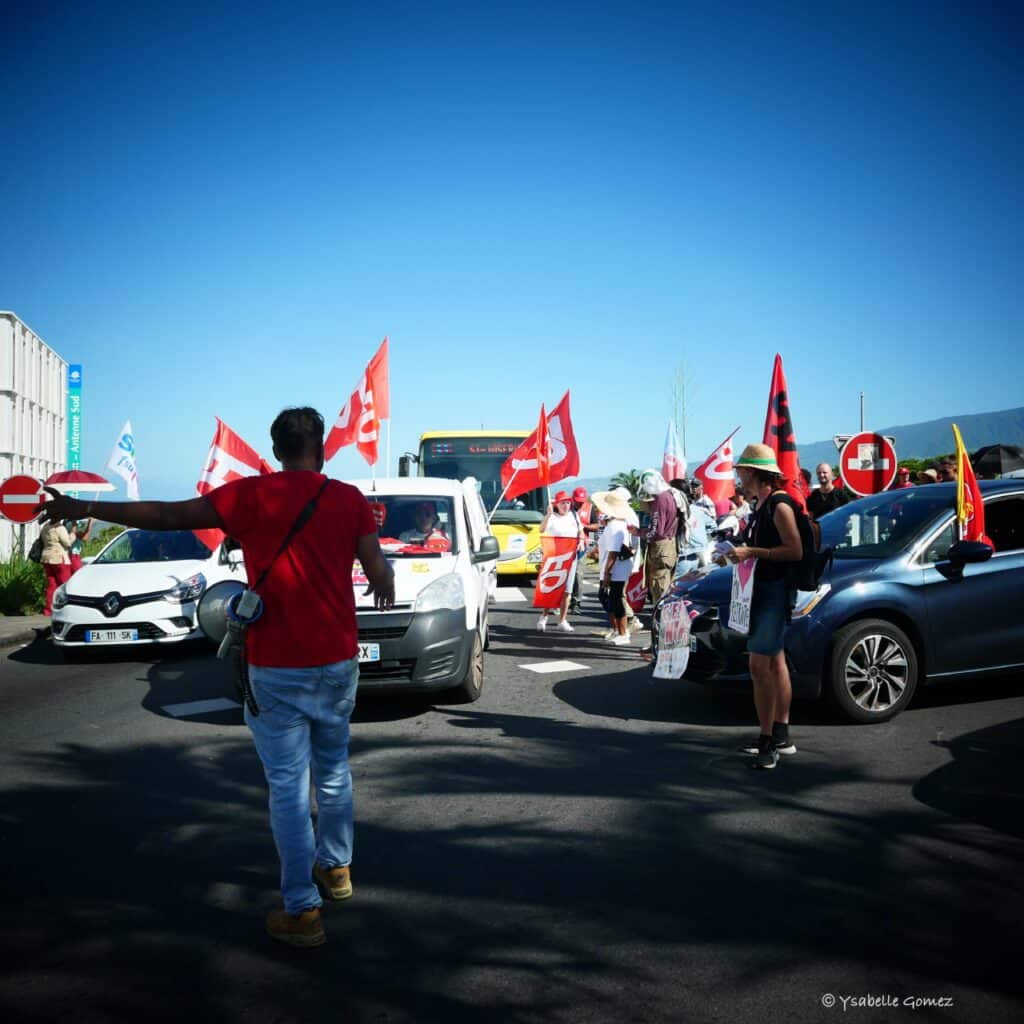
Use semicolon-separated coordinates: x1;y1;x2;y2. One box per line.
746;578;794;656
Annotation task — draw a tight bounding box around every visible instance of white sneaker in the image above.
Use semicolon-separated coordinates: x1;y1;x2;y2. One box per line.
612;634;631;646
537;615;548;632
557;620;574;633
629;618;644;634
601;629;616;640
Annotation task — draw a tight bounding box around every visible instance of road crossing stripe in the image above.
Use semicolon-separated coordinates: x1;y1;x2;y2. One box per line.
519;660;587;674
163;698;241;718
491;589;528;602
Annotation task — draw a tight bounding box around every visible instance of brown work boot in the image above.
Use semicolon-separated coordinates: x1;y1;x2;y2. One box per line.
313;863;353;901
265;906;326;948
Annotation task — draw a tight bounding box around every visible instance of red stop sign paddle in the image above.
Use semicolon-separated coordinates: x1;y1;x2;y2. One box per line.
0;475;47;523
838;433;898;496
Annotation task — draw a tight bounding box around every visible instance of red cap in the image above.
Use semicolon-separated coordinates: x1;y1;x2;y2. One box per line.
553;491;571;503
572;487;587;503
897;466;910;475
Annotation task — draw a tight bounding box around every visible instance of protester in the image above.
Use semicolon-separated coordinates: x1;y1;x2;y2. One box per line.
936;459;957;482
800;467;814;493
569;486;597;613
592;489;637;646
639;469;680;608
67;518;93;574
721;444;803;770
689;478;717;519
730;492;751;521
807;462;850;520
890;467;913;490
39;520;73;615
537;491;585;633
36;407;395;948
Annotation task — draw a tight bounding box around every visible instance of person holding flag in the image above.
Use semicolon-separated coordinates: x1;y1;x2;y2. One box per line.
536;490;585;632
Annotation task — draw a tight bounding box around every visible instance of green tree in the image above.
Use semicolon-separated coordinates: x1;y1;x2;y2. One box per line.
609;470;643;498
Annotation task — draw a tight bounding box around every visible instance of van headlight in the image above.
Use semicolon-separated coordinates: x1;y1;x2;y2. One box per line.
415;574;465;613
165;573;207;603
53;584;68;610
791;583;831;619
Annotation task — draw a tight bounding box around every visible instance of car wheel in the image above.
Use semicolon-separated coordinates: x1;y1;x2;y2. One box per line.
447;631;484;704
828;619;918;723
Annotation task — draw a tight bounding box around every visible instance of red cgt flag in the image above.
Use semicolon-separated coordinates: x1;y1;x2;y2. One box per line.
195;418;275;550
762;354;808;511
694;427;740;505
500;391;580;500
325;337;389;465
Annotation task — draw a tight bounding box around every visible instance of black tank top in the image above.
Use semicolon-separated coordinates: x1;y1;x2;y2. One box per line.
751;492;797;584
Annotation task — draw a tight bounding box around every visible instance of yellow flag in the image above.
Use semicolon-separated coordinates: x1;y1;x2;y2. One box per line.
952;423;969;531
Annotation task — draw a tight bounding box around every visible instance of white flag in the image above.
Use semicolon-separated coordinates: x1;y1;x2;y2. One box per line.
107;420;140;500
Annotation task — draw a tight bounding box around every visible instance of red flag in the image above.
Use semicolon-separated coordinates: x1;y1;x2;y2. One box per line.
762;354;808;511
324;337;389;465
953;424;993;547
536;404;551;487
661;419;686;483
694;428;741;505
500;391;581;500
532;536;578;608
195;418;275;549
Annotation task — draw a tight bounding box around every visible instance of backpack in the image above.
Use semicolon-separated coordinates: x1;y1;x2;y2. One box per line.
762;493;829;592
27;537;43;563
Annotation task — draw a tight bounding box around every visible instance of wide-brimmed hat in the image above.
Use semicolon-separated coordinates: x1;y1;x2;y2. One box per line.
917;468;939;482
592;488;634;520
735;443;782;475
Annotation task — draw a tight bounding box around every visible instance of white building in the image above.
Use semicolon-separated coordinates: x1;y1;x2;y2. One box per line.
0;312;68;559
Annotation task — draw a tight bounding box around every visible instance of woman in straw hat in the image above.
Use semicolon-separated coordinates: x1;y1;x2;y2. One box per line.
592;488;638;646
722;443;804;769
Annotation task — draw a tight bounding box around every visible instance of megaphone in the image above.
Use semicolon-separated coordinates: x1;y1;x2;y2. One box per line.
196;579;246;643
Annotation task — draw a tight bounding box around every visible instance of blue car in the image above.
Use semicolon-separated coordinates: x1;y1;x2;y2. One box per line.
653;480;1024;722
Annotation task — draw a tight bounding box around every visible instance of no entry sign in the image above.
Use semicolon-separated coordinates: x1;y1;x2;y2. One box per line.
838;433;898;496
0;475;47;524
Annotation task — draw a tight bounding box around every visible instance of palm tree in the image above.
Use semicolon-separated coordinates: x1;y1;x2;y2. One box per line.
609;469;643;497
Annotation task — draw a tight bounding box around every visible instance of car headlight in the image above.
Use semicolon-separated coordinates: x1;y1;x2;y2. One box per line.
165;573;207;603
791;583;831;619
414;573;465;613
52;584;68;610
526;548;543;564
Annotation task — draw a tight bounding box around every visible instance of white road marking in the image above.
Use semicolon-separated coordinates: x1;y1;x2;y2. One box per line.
163;698;241;718
519;660;588;675
491;589;528;602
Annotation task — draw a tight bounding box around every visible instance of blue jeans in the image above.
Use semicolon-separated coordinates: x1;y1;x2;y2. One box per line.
245;658;359;914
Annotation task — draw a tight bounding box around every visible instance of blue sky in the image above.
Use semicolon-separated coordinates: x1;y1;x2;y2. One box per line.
2;1;1021;499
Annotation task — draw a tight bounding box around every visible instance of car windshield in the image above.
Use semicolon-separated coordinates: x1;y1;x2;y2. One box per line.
94;529;213;564
366;495;459;557
817;488;952;560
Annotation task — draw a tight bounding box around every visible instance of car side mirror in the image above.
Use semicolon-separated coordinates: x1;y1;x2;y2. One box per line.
227;549;245;566
472;536;500;564
946;540;993;568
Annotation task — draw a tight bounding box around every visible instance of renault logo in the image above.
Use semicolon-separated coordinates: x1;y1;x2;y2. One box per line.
101;592;122;617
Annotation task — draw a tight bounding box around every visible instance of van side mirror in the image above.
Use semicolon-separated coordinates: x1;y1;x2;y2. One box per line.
471;536;500;564
946;540;993;568
398;455;412;477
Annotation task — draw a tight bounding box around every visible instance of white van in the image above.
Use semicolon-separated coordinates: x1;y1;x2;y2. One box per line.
349;477;499;702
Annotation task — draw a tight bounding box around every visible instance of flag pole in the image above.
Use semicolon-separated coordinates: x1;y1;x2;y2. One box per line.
488;468;521;524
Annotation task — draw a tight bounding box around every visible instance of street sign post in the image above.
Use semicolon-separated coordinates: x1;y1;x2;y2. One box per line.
0;475;46;524
838;433;898;496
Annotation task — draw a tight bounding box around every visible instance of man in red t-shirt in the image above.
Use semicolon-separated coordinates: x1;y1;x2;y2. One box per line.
37;407;394;949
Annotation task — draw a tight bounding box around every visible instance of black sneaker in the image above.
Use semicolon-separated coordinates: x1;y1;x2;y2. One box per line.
738;734;797;756
749;736;779;770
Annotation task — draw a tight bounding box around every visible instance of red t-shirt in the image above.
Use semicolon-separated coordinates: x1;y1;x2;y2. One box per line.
206;471;377;668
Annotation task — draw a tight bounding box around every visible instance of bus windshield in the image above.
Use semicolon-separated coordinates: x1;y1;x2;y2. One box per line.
419;436;547;525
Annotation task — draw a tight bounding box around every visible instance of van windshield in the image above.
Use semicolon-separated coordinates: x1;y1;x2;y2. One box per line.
365;495;458;557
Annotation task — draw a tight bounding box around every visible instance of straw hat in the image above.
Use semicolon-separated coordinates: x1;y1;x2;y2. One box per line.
592;488;639;527
735;443;782;475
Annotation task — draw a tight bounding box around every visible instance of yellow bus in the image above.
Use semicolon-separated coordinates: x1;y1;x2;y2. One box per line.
414;431;549;576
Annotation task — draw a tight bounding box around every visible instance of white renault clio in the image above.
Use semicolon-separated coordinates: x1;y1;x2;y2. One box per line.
349;477;499;702
51;529;247;654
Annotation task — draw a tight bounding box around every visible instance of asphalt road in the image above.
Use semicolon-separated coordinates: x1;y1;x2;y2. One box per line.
1;577;1022;1024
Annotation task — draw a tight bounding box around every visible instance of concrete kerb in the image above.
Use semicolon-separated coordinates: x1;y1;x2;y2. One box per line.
0;616;52;651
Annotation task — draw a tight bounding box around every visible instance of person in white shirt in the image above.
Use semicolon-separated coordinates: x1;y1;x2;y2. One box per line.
537;491;585;632
592;488;639;645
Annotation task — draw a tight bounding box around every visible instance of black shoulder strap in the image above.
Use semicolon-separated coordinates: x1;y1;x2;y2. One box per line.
251;478;330;594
